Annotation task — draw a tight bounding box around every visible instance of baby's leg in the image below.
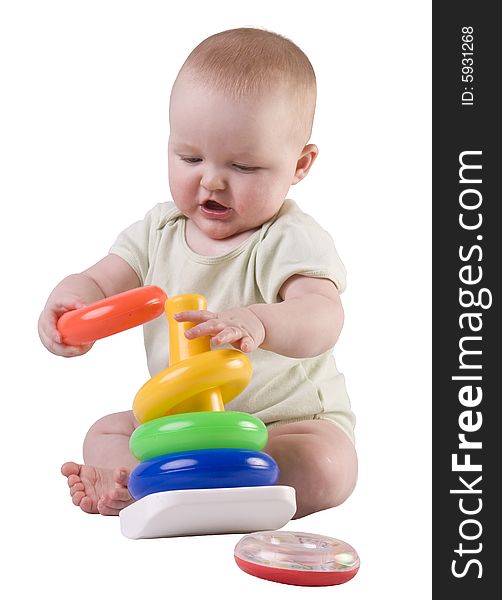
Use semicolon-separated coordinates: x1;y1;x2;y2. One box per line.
61;410;139;516
82;410;139;469
264;419;357;519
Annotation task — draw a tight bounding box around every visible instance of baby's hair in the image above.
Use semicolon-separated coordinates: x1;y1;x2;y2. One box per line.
175;27;317;143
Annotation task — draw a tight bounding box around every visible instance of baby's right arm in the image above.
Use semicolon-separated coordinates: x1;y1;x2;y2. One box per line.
38;254;140;357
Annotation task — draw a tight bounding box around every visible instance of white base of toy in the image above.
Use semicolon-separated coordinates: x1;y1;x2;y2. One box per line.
119;485;296;539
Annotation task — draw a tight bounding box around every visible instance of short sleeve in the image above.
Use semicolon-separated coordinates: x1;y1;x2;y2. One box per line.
108;202;177;284
255;206;347;303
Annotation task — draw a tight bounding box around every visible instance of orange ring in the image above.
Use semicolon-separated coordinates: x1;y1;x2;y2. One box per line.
57;286;167;345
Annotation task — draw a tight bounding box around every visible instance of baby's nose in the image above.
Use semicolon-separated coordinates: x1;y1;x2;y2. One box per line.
200;169;226;191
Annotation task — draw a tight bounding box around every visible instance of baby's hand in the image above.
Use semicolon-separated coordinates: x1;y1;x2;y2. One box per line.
174;306;265;353
38;294;94;357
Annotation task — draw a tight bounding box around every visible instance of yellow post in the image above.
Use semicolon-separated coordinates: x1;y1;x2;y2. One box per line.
164;294;225;413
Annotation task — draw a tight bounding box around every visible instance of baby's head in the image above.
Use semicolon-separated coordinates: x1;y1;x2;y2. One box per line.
168;28;318;240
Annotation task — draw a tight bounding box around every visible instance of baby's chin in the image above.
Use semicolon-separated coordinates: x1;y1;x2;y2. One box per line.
199;218;261;242
203;223;252;240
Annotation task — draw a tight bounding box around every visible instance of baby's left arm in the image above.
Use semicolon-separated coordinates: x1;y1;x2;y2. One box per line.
174;275;343;359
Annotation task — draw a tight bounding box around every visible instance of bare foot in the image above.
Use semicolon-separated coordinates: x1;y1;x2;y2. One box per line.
61;462;134;516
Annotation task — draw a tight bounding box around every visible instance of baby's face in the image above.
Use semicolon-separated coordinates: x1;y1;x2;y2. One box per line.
168;76;305;240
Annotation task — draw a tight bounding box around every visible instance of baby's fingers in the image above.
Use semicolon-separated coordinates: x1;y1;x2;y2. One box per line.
212;326;244;346
185;319;225;339
174;310;215;324
48;340;94;358
238;336;256;353
51;297;88;319
38;312;92;356
39;298;88;344
38;310;62;349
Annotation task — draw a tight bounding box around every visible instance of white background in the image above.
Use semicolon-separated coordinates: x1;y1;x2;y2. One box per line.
0;1;431;598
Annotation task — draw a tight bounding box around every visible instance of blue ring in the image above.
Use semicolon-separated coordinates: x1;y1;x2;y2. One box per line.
128;448;279;500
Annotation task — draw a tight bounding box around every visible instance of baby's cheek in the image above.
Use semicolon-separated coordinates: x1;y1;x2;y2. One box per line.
234;181;265;215
170;170;196;205
242;185;283;225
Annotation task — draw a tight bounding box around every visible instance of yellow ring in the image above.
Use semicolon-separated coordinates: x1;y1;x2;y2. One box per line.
133;348;252;423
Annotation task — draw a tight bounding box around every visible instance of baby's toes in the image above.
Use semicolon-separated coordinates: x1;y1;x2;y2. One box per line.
97;496;121;516
61;461;80;477
67;474;81;487
72;490;85;506
113;468;130;487
70;482;84;497
79;495;94;513
98;489;133;515
110;486;132;502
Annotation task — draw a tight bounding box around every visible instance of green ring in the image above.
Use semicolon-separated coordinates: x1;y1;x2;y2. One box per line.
130;411;268;461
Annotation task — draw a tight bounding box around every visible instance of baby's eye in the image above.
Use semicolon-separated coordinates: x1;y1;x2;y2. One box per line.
233;164;259;173
181;157;202;164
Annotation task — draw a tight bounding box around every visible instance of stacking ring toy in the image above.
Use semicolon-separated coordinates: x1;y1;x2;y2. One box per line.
133;295;252;422
130;411;268;461
128;449;279;500
234;531;360;586
57;286;167;345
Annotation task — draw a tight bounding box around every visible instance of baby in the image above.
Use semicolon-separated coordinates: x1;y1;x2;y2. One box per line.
38;28;357;520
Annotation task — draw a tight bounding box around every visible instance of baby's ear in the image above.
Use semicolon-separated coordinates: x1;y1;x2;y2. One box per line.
292;144;318;184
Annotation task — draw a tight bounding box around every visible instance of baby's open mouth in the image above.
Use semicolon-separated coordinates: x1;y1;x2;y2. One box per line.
202;200;229;212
